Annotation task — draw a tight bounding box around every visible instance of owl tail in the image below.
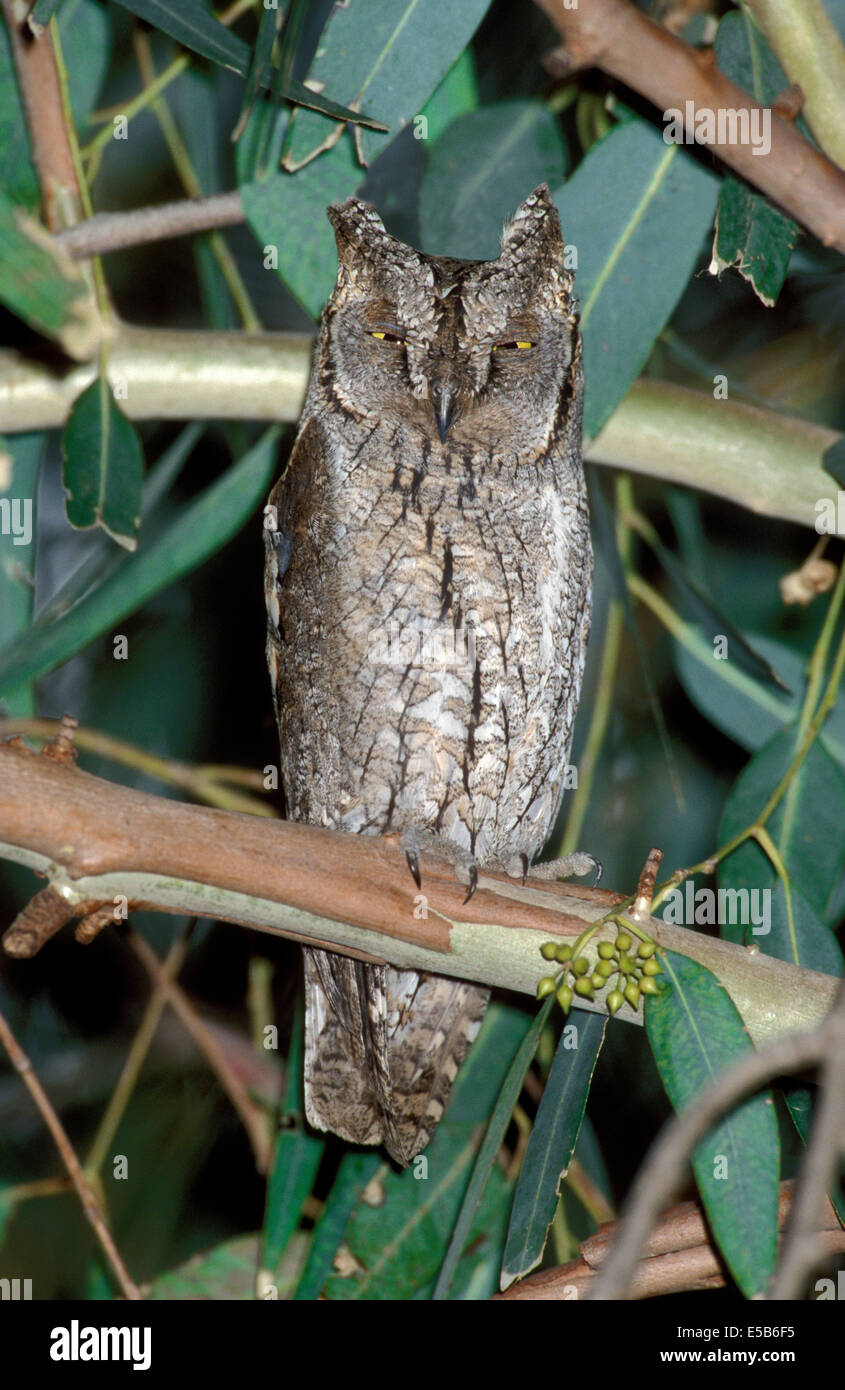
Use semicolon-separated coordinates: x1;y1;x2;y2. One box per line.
302;947;489;1166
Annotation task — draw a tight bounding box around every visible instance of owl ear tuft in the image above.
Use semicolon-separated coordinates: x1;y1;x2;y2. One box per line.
328;198;388;265
499;184;564;263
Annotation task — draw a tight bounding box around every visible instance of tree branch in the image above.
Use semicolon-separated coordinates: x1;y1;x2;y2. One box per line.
0;323;838;528
535;0;845;253
0;739;837;1046
497;1181;845;1299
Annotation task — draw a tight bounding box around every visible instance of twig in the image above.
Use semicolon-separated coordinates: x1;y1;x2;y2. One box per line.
535;0;845;252
0;1007;141;1299
586;1005;842;1299
0;0;80;228
497;1180;845;1298
55;191;245;259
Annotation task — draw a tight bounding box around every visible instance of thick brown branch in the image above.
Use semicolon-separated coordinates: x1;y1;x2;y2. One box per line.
0;739;837;1046
536;0;845;252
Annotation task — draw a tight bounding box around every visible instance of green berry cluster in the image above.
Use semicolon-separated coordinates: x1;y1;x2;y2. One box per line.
536;928;663;1016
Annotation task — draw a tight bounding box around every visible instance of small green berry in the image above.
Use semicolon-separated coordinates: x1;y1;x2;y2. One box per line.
572;955;590;977
540;942;558;961
590;972;605;990
638;939;657;959
597;941;616;961
607;990;624;1015
556;983;573;1012
595;959;614;980
624;981;640;1010
615;931;632;953
639;976;661;996
574;977;594;998
641;958;663;976
555;943;573;963
537;976;557;1000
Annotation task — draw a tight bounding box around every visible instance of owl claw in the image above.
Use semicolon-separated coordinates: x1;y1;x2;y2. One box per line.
462;862;479;905
405;849;422;891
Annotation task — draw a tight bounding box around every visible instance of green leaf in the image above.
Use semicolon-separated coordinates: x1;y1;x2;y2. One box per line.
261;1131;324;1276
0;21;39;210
59;0;113;135
419;100;568;259
30;0;65;27
0;432;44;716
645;951;780;1297
642;530;789;693
823;436;845;489
552;119;719;438
718;727;845;925
433;997;554;1299
764;883;844;974
111;0;387;131
711;11;798;306
320;1003;529;1300
712;177;798;308
500;1011;605;1290
149;1234;262;1299
419;46;479;146
782;1086;845;1226
294;1154;382;1301
0;427;279;697
284;0;493;169
0;190;98;357
61;377;145;550
242;137;362;318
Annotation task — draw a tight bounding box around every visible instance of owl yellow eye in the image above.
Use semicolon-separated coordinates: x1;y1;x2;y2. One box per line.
369;329;405;345
493;340;534;351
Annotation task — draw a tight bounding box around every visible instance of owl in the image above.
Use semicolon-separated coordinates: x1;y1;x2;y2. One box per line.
264;184;591;1166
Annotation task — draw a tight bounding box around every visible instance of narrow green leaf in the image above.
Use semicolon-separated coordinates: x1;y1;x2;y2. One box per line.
29;0;65;29
0;428;279;697
0;21;39;210
718;727;845;925
645;951;780;1297
284;0;492;169
111;0;387;131
419;100;568;259
552;119;719;438
500;1011;606;1290
712;11;798;306
643;530;790;692
764;883;844;974
261;1131;324;1276
783;1086;845;1226
294;1154;383;1301
61;377;145;550
432;998;554;1300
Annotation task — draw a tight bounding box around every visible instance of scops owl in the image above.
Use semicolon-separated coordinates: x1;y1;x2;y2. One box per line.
264;184;591;1166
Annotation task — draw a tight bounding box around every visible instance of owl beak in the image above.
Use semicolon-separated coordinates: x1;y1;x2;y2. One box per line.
431;384;457;443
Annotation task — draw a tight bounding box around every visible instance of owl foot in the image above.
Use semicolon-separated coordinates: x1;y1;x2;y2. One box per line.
527;852;603;886
400;829;479;904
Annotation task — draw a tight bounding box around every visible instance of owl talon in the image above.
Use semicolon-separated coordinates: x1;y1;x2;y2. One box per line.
462;862;479;905
405;848;422;891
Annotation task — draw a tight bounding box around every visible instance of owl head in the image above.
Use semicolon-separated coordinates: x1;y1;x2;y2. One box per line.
322;186;578;457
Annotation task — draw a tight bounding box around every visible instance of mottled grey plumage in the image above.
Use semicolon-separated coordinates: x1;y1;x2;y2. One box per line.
264;185;591;1165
